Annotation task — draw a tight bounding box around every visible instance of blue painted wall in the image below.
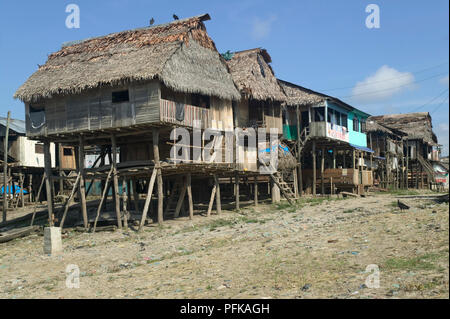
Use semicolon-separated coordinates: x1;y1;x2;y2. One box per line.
347;111;368;147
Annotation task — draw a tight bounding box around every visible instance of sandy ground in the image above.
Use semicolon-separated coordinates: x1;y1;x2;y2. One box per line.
0;191;448;299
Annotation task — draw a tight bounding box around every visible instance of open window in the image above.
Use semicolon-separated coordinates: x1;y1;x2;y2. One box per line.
29;104;46;129
314;107;325;122
112;90;129;103
353;117;359;132
191;93;210;109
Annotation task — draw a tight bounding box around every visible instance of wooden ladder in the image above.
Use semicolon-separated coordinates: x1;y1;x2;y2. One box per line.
269;172;296;205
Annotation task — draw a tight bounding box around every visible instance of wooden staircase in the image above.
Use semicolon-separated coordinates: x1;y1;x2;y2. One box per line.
269;172;296;205
417;153;435;181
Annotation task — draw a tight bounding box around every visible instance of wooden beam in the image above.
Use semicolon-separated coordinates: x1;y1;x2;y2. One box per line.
321;147;325;195
111;134;122;229
253;175;258;206
78;136;88;229
138;167;157;231
122;179;128;229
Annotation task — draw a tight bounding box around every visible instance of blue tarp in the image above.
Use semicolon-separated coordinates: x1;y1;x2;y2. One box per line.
1;185;28;195
349;143;375;154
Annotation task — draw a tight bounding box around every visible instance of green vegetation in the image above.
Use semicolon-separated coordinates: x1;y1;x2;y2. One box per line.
383;252;444;271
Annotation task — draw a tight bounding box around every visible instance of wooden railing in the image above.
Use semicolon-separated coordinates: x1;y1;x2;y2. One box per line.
160;99;210;129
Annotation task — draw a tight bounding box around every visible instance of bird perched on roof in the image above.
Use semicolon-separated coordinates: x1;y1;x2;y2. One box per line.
397;200;410;211
149;17;155;26
173;14;179;20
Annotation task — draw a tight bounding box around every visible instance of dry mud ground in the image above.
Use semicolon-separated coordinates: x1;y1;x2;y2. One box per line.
0;191;448;299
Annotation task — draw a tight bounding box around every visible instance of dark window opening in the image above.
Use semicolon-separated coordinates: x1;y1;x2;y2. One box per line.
35;143;44;154
63;148;73;156
341;114;348;129
112;90;129;103
353;117;359;132
191;93;210;109
314;107;325;122
29;104;46;129
360;120;366;133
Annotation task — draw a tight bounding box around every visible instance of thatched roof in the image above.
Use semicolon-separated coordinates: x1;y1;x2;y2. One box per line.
14;14;240;103
226;48;286;102
366;117;407;138
278;79;326;106
370;112;437;144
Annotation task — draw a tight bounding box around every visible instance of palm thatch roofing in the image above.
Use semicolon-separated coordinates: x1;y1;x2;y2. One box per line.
370;112;437;145
278;79;371;118
14;14;241;103
226;48;286;102
366;117;407;138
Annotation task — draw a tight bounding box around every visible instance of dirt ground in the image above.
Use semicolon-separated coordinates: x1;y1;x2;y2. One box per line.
0;190;448;299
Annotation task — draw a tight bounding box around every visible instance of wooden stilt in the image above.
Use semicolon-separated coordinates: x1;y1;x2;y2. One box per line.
186;173;194;220
207;182;217;217
19;173;24;208
152;128;163;225
164;178;180;217
254;176;258;206
174;176;187;218
30;173;45;226
235;171;239;210
78;136;88;229
59;172;81;229
132;179;140;212
43;141;54;226
2;111;10;223
214;175;221;214
111;135;122;229
122;179;128;229
93;167;114;232
312;140;316;196
321;147;325;195
138;167;157;231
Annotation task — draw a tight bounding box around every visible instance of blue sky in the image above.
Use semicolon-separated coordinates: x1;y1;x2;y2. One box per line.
1;0;448;154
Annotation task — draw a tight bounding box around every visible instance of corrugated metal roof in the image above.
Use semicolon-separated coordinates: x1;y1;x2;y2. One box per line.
0;117;26;136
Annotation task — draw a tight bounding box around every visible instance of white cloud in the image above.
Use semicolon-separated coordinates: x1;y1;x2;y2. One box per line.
351;65;415;103
440;75;449;87
251;15;277;40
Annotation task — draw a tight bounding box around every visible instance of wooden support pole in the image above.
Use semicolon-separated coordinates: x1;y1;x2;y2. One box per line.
111;134;122;229
174;176;187;218
152;128;163;225
43;141;54;226
254;176;258;206
2;111;10;223
59;172;81;229
207;182;217;217
214;175;222;214
186;173;194;220
93;167;114;232
30;173;45;226
321;147;325;195
312;140;316;196
122;179;128;229
132;179;140;212
19;173;24;208
296;105;303;197
78;136;88;229
332;148;336;169
138;167;157;231
235;171;240;210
